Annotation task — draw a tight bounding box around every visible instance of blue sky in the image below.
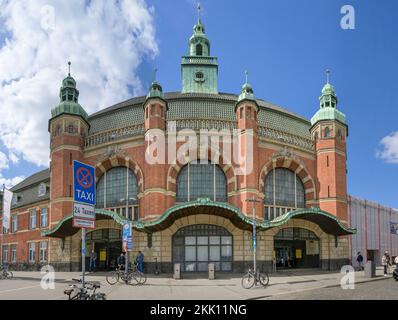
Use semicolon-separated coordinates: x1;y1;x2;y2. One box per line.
0;0;397;207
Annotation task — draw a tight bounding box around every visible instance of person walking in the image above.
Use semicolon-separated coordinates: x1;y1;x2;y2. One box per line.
137;251;144;273
382;251;389;276
89;250;97;272
117;252;126;271
356;252;364;271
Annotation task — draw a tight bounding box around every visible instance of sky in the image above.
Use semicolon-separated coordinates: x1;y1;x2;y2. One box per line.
0;0;397;208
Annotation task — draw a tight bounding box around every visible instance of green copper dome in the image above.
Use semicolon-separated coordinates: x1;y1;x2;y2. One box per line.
147;81;164;99
238;82;255;102
311;71;346;126
51;73;88;122
311;107;346;126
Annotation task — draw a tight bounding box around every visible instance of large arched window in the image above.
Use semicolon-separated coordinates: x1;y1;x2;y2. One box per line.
96;167;139;220
264;168;305;220
176;161;227;202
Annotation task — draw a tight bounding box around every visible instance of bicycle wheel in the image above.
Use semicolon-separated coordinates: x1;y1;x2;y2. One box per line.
241;272;255;289
93;293;107;300
6;271;13;280
127;271;141;285
106;271;119;285
259;272;269;287
138;272;147;285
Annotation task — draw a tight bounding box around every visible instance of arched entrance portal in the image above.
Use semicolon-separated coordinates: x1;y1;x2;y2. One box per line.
86;228;122;270
173;225;233;273
274;227;320;269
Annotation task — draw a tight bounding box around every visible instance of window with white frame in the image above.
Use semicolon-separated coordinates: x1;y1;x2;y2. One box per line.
11;215;18;233
264;168;306;221
40;208;48;228
39;241;47;263
2;245;8;263
176;161;228;202
38;183;47;197
29;209;37;229
28;242;36;263
11;244;17;263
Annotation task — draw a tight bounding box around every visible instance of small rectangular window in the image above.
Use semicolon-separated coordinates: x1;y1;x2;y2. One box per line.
29;209;37;229
28;243;36;263
326;156;329;167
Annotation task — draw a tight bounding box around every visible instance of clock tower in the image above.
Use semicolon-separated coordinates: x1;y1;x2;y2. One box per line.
181;4;218;94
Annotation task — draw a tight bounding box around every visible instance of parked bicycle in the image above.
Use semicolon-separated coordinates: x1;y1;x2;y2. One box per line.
0;264;13;280
106;266;143;285
63;278;106;300
241;267;269;289
132;261;147;284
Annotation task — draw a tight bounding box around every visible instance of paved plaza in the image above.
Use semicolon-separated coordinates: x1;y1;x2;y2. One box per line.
0;267;395;300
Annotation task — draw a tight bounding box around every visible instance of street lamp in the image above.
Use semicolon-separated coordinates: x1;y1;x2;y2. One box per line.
245;197;262;274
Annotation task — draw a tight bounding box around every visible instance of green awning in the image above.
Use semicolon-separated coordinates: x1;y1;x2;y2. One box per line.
43;200;355;238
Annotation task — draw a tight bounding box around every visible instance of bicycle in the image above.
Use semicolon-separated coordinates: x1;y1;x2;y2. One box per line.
106;266;142;285
63;278;106;300
131;261;147;285
0;264;13;280
241;267;269;289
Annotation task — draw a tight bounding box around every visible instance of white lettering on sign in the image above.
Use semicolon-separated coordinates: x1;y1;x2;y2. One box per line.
76;190;94;202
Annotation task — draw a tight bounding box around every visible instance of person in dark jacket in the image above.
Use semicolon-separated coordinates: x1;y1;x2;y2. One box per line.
356;252;364;271
117;252;126;270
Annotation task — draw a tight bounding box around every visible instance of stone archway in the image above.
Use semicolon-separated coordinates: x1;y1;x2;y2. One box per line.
259;152;317;204
166;149;236;194
94;155;144;193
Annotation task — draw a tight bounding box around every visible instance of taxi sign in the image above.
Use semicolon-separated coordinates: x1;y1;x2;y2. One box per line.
73;160;96;206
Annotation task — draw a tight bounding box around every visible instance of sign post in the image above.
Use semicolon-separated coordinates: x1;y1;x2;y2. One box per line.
72;161;96;287
245;197;261;275
123;222;133;277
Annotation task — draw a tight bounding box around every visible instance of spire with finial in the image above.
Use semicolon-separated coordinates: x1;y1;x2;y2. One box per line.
197;3;201;23
147;67;163;99
238;69;254;102
311;69;346;126
51;61;88;121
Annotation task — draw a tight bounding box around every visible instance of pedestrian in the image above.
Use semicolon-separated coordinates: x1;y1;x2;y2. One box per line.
382;251;389;276
117;252;126;271
137;251;144;273
89;250;97;272
395;255;398;266
356;252;364;271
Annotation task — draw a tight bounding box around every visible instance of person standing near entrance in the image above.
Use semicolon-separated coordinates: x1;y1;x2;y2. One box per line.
382;251;389;276
137;251;144;273
356;252;364;271
89;250;97;272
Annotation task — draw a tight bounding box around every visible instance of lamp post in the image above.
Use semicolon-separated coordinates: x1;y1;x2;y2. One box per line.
245;197;262;273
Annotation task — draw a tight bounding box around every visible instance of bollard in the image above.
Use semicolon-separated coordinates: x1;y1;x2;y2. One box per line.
364;260;375;278
174;263;181;280
208;263;215;280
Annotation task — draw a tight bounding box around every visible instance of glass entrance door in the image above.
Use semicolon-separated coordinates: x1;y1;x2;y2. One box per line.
173;225;233;272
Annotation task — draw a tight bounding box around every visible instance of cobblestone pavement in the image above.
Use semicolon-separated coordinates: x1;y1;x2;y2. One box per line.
0;267;393;300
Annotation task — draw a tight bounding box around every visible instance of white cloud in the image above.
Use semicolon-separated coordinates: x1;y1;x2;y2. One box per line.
0;0;158;167
0;174;25;189
0;151;9;170
377;132;398;164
